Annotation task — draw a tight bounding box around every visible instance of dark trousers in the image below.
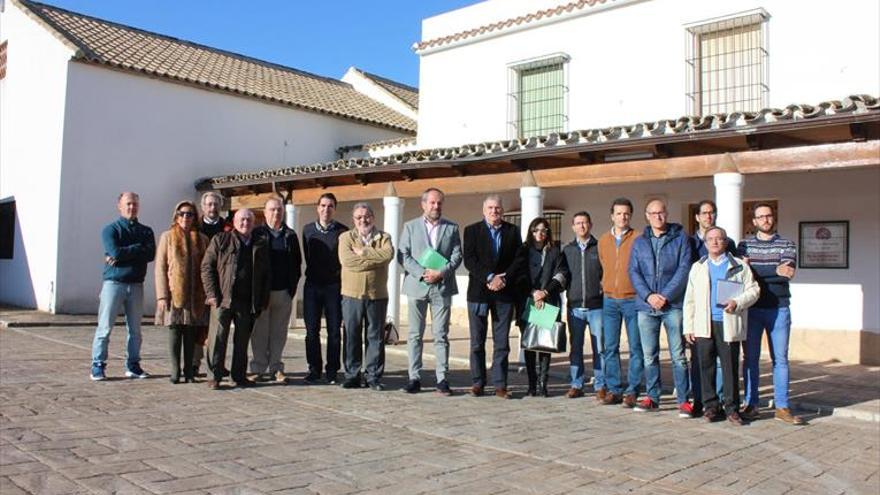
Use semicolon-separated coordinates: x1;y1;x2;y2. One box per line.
696;321;741;414
211;308;255;383
341;297;387;384
524;350;551;388
168;325;196;381
467;301;513;388
303;281;343;378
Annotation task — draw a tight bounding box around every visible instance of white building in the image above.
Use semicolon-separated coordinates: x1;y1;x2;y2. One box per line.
0;0;416;313
205;0;879;364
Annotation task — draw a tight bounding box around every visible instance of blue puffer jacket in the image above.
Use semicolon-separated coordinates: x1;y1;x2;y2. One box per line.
628;223;693;312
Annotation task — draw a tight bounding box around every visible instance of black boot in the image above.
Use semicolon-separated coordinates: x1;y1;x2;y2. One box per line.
525;350;537;396
538;352;550;397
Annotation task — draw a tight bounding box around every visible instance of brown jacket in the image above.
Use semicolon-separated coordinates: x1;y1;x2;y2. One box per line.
598;228;639;299
155;226;209;325
338;228;394;300
200;231;270;312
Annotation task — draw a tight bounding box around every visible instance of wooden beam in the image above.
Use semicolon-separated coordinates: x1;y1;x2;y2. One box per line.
228;141;879;207
511;159;530;171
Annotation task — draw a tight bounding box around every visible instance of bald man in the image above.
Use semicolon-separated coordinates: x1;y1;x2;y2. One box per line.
90;192;155;381
201;209;271;389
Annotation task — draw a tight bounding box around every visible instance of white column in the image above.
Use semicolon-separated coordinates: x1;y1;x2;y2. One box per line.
284;203;296;230
519;186;544;239
714;172;744;243
383;193;405;329
285;202;300;326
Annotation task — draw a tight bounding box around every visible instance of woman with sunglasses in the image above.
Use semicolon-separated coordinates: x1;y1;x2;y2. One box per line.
513;217;569;397
155;201;210;383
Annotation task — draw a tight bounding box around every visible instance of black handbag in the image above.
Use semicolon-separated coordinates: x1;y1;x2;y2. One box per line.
521;321;567;353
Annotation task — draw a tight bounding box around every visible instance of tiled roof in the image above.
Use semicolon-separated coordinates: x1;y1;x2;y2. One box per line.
18;0;416;133
202;95;879;189
415;0;612;52
356;69;419;110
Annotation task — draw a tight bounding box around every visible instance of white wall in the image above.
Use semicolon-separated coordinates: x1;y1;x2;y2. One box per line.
0;3;73;311
417;0;880;148
377;167;880;333
341;68;418;120
53;63;408;313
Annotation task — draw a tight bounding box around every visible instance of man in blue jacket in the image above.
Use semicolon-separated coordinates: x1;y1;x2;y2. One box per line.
628;199;693;415
90;192;156;381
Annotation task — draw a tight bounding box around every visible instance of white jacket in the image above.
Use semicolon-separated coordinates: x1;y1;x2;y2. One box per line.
683;254;760;342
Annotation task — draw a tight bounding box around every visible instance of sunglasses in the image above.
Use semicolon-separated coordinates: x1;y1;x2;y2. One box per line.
177;211;195;218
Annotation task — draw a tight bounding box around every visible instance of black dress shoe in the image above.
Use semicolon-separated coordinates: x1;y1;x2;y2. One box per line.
304;372;321;384
401;380;421;394
235;379;256;388
435;380;453;397
369;382;385;391
340;377;361;389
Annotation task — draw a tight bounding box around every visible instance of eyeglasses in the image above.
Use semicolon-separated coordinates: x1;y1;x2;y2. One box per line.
646;211;667;217
177;211;195;218
532;228;549;234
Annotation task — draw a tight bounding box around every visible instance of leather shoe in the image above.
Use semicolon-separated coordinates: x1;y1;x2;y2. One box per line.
740;405;760;421
602;393;623;405
566;388;584;399
435;380;453;397
622;394;637;408
340;377;361;389
235;379;256;388
469;385;484;397
727;411;744;426
703;408;720;423
401;380;421;394
595;387;607;402
495;388;512;399
207;380;220;390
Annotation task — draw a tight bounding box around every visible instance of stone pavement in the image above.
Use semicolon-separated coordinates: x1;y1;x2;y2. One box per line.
2;323;879;495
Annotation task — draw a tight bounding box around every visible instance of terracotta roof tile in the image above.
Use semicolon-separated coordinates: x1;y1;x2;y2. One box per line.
416;0;611;52
203;95;879;188
19;0;416;133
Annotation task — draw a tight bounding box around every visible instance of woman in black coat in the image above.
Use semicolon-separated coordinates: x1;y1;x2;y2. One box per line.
514;217;569;397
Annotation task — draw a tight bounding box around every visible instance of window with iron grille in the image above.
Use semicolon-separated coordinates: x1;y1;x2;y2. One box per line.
503;210;564;243
508;55;569;139
685;10;769;116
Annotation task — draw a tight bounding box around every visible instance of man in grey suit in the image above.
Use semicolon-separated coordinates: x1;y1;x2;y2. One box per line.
397;188;463;396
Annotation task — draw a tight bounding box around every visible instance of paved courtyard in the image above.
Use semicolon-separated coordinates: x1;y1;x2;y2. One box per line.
1;325;878;494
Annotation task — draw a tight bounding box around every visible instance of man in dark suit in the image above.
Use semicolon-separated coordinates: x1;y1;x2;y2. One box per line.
463;195;522;399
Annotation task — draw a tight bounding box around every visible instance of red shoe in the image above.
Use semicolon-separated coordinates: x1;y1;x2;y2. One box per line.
633;398;658;412
678;401;696;418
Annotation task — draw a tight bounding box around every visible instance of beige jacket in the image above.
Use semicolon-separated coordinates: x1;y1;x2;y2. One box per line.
683;254;760;342
339;228;394;300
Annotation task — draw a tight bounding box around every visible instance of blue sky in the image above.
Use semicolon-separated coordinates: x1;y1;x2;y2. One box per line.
35;0;481;88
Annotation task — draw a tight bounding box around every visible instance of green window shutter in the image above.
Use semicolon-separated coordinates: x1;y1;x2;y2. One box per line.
518;63;564;138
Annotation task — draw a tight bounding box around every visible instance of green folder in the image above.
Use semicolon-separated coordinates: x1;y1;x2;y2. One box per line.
417;248;448;270
526;300;560;330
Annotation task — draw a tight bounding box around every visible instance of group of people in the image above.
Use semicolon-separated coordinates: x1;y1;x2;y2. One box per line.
89;187;804;426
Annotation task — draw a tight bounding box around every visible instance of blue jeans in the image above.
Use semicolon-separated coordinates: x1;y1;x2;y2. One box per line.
601;297;643;396
744;307;791;408
568;307;604;389
91;281;144;368
638;309;689;404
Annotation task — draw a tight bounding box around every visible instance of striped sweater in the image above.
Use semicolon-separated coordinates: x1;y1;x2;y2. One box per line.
737;234;797;308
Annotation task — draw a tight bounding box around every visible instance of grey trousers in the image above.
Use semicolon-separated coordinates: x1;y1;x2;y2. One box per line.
342;296;387;384
250;290;293;374
406;290;451;383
